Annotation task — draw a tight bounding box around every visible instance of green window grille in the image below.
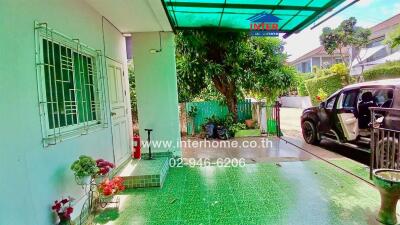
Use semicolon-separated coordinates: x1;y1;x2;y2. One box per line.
35;23;107;146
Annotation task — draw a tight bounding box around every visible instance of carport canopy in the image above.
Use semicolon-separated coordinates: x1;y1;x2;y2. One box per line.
162;0;346;38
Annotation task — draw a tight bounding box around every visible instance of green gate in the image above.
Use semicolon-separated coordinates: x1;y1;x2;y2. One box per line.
265;102;281;136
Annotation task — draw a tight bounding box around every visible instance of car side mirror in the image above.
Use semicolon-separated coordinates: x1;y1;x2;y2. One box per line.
320;102;326;108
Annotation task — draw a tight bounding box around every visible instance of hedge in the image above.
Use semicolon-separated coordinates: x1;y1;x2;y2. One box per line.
305;73;343;105
297;79;308;96
364;61;400;81
295;73;315;96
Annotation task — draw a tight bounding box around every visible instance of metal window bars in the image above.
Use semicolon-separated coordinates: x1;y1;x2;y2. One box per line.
34;22;108;146
370;107;400;179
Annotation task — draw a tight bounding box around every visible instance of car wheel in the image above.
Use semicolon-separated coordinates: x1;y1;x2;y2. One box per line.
302;120;320;145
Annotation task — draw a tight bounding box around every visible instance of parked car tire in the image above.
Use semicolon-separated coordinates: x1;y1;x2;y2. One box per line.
302;120;320;145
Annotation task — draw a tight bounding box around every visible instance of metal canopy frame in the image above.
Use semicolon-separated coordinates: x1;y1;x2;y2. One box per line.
161;0;347;38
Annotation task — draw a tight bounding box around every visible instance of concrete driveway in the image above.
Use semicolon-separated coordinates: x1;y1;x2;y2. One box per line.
279;107;303;138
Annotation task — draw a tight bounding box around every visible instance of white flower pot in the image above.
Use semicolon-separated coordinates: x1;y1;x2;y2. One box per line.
100;194;114;202
94;175;106;184
76;175;92;185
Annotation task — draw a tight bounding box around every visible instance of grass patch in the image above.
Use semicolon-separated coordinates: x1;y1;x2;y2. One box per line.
235;129;261;137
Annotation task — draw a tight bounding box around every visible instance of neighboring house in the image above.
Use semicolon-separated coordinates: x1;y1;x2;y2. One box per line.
0;1;180;224
291;13;400;75
290;46;349;73
350;13;400;75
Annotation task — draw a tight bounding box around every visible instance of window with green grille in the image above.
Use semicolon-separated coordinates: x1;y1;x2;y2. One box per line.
35;23;106;145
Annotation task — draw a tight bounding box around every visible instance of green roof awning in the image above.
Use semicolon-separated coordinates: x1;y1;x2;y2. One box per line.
161;0;346;38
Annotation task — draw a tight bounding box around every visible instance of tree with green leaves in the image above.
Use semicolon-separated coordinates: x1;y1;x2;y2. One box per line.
176;28;295;121
320;17;371;72
385;24;400;48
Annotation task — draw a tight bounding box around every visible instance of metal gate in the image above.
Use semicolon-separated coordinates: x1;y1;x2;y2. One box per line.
370;107;400;178
262;101;281;136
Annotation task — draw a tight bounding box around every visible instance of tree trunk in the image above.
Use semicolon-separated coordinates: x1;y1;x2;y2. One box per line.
225;90;238;122
211;75;239;122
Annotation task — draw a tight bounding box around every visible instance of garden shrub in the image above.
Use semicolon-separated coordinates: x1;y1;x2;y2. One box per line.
364;61;400;81
293;73;314;96
297;78;308;96
317;88;328;102
204;114;243;138
330;63;350;85
305;73;343;105
293;74;308;96
302;72;316;80
315;68;331;78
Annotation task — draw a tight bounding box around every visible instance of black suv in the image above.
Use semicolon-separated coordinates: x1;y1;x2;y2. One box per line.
301;79;400;150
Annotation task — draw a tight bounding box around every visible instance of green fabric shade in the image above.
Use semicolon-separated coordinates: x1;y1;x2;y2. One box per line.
162;0;346;37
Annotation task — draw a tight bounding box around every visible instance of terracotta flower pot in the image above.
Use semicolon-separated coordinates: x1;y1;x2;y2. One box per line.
245;119;255;128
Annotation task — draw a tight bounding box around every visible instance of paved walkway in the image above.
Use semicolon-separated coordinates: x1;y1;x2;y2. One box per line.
279;107;303;137
182;137;313;163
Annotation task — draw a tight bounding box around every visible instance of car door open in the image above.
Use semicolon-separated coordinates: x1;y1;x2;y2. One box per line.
336;90;359;141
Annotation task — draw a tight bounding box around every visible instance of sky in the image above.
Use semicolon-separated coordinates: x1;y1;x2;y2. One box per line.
283;0;400;62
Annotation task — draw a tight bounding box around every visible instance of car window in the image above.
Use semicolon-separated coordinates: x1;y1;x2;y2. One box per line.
337;91;358;109
326;96;336;109
373;89;393;106
358;88;393;106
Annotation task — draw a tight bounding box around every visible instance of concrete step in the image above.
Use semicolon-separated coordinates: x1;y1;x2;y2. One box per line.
118;157;170;189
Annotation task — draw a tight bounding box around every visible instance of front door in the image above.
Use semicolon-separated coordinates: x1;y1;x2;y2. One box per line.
107;59;130;166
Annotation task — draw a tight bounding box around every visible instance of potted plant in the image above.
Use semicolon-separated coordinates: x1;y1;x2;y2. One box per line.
70;155;98;185
51;197;74;225
94;159;115;184
98;176;125;202
245;119;255;128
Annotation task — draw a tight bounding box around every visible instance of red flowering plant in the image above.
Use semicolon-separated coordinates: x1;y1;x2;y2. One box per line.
51;197;74;223
96;159;115;176
98;176;125;197
316;88;328;103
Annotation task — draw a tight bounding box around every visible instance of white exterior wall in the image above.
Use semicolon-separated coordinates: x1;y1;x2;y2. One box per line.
132;32;182;156
0;0;130;224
